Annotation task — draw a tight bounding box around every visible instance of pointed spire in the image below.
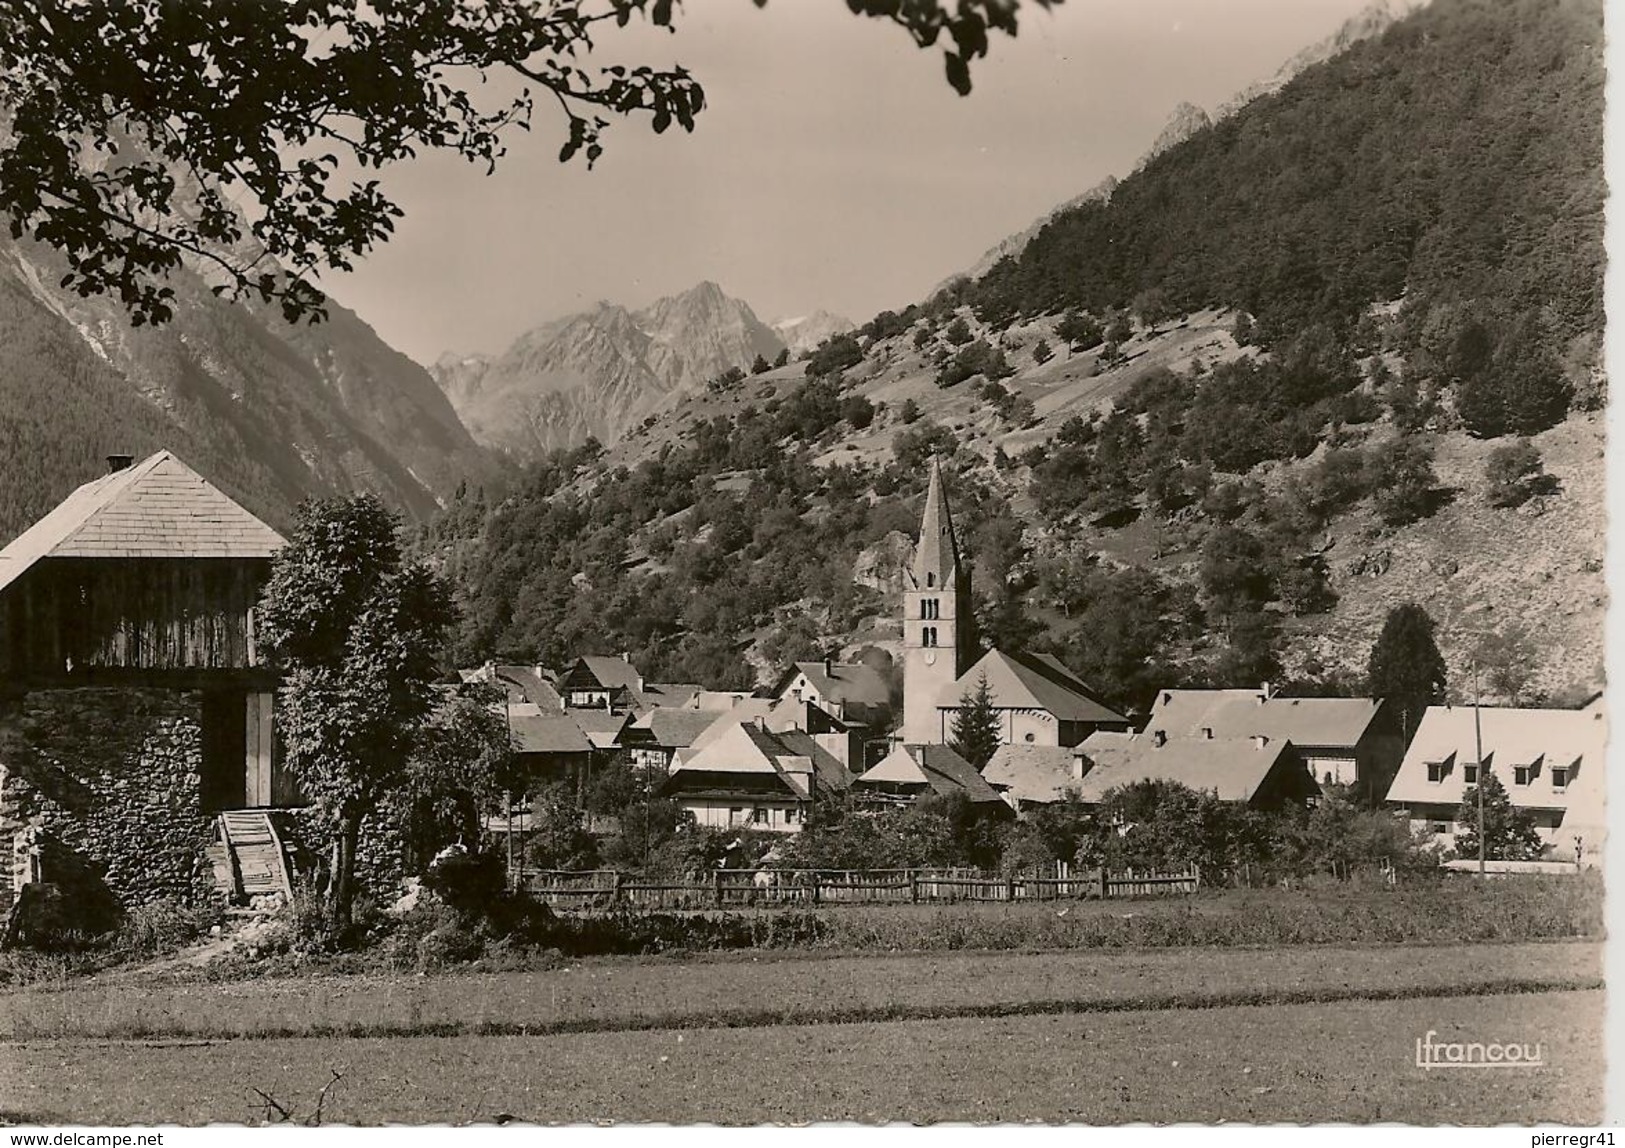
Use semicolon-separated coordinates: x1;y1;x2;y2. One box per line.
911;455;960;588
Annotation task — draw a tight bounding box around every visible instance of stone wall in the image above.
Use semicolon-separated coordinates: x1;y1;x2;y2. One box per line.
0;689;215;914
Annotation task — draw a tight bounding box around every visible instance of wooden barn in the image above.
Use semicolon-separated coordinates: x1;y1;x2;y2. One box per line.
0;451;292;810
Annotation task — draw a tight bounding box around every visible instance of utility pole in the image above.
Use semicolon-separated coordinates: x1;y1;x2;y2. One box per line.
1473;659;1486;879
504;690;515;891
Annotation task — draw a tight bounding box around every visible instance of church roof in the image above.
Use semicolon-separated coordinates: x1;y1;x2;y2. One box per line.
0;451;283;597
942;649;1127;726
909;457;961;590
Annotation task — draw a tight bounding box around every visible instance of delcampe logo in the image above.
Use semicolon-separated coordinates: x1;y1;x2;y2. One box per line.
1415;1029;1546;1070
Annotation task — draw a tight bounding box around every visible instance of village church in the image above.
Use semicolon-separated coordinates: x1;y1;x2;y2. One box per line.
900;460;1129;750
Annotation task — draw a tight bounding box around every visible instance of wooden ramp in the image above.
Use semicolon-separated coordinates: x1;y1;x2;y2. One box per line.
218;811;293;903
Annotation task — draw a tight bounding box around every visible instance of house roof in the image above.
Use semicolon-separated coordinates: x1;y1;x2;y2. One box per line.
668;720;849;800
624;706;718;750
1072;730;1296;804
984;744;1083;806
856;743;1005;804
776;661;891;709
562;655;645;696
686;690;763;713
1383;702;1608;815
642;682;702;709
568;709;632;749
942;649;1127;726
0;451;283;596
458;665;564;711
510;712;594;755
1147;688;1383;748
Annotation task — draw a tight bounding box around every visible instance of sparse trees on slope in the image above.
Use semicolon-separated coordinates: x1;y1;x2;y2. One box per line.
1484;439;1546;507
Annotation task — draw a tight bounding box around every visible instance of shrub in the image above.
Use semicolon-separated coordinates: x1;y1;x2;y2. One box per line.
805;333;864;378
943;316;974;346
1031;338;1053;365
1484;439;1545;507
1056;309;1103;351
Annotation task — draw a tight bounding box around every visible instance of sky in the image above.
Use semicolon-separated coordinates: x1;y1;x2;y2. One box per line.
321;0;1382;367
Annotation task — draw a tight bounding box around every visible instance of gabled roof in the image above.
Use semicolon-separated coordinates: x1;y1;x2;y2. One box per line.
984;744;1083;806
568;709;632;749
775;661;891;709
686;690;762;713
510;712;594;754
856;743;1004;804
0;451;283;596
1072;730;1297;804
623;706;718;750
942;649;1127;726
908;456;962;591
1147;688;1383;748
667;720;849;800
459;665;564;711
562;655;644;694
1383;702;1608;814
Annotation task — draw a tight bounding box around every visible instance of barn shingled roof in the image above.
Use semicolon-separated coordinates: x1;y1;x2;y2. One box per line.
0;451;283;596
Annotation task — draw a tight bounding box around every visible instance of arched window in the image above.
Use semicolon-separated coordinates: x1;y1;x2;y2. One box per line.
926;573;936;587
923;627;937;648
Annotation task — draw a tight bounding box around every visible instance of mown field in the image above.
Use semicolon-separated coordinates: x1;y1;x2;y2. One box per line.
0;940;1602;1042
2;990;1600;1124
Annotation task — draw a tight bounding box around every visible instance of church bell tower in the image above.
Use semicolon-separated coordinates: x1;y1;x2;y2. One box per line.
901;457;973;745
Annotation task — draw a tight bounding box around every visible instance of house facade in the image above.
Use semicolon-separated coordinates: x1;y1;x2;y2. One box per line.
853;743;1009;810
1143;686;1403;801
659;718;851;832
1383;698;1607;863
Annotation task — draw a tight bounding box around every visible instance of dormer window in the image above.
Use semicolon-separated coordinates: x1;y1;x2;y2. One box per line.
1552;766;1569;791
1463;762;1478;785
1426;760;1447;784
1514;765;1532;786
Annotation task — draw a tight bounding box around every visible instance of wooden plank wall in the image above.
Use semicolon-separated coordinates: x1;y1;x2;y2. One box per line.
0;557;271;677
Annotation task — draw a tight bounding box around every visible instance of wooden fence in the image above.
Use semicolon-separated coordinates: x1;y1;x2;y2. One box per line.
520;861;1199;909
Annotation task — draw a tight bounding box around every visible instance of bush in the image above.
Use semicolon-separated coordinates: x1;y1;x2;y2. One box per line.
1484;439;1545;507
943;316;974;346
805;333;864;378
1031;338;1053;365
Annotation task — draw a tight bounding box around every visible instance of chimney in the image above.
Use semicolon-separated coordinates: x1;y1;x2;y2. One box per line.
1252;734;1270;751
823;655;834;678
753;715;767;732
1258;681;1274;703
1201;726;1213;740
1161;691;1172;706
1152;729;1167;748
1072;749;1091;780
106;453;134;474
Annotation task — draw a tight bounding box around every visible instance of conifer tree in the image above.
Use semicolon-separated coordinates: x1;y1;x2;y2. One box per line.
1367;603;1447;743
949;672;1002;771
1453;771;1544;861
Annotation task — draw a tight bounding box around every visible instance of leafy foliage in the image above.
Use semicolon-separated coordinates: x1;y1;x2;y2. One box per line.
0;0;1044;325
258;495;457;931
1367;604;1447;736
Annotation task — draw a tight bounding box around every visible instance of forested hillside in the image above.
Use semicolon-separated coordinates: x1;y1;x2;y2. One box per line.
0;234;495;541
417;0;1605;713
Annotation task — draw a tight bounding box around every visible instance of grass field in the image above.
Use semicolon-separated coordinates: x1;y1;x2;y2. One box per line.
0;940;1601;1042
2;990;1600;1124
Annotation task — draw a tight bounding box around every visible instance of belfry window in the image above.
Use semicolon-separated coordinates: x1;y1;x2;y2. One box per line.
923;627;938;648
921;599;940;620
926;573;936;587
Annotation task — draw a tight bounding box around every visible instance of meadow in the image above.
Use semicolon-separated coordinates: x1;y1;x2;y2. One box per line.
2;990;1600;1124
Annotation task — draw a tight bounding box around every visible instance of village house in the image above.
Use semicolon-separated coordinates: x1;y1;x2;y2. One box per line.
1069;728;1320;810
459;663;564;710
0;451;297;913
983;745;1089;814
619;706;720;776
658;717;851;832
558;654;645;711
1383;697;1607;864
1143;685;1403;800
772;656;893;729
853;743;1009;810
899;459;1128;748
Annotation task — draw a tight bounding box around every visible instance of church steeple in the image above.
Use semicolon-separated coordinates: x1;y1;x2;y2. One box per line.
909;456;961;591
900;456;973;745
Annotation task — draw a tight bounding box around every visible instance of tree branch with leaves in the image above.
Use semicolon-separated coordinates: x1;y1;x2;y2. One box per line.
0;0;1054;327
